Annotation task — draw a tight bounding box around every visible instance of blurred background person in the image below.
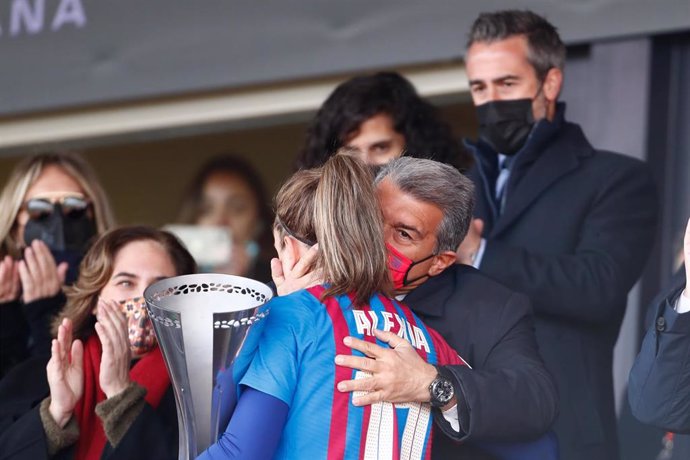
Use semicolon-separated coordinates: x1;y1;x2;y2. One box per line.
175;154;273;282
0;152;116;378
296;71;472;171
629;217;690;460
0;225;196;459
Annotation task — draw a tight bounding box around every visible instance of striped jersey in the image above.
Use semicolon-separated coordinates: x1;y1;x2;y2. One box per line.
240;284;467;460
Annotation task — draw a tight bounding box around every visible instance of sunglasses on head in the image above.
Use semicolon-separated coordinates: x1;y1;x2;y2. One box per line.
275;216;316;247
24;195;91;220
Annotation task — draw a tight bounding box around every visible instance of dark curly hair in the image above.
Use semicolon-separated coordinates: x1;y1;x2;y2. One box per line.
296;72;472;172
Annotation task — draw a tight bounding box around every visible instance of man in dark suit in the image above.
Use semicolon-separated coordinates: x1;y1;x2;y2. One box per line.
453;10;658;460
629;218;690;460
277;156;559;459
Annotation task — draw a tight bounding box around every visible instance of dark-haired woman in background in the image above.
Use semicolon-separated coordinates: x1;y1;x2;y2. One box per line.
177;154;273;282
297;72;472;172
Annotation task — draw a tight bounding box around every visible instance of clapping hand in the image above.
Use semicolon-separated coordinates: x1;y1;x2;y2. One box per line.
18;240;68;303
46;318;84;428
95;299;132;399
0;255;20;303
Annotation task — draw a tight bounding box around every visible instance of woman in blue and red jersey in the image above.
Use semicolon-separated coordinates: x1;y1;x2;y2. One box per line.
198;154;466;460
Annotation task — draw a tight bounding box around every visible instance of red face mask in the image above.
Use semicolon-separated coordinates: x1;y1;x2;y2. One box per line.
386;243;435;290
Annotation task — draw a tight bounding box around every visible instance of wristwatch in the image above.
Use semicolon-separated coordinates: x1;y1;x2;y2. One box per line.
428;366;455;408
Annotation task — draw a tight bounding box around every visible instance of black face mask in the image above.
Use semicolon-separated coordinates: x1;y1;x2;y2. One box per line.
24;207;96;284
476;98;535;156
51;249;85;285
23;204;96;256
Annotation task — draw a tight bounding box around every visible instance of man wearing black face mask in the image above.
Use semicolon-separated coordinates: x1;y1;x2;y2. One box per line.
456;10;658;460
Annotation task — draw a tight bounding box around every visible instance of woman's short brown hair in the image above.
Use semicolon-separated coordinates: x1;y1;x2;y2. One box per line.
53;226;197;340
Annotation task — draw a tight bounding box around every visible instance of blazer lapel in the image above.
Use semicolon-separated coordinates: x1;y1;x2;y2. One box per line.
467;167;496;232
404;266;458;318
490;125;590;238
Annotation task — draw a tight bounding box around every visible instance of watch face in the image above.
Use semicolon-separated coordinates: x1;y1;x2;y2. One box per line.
431;377;454;406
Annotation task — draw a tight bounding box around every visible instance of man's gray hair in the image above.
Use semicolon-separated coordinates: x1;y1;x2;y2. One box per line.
375;157;475;252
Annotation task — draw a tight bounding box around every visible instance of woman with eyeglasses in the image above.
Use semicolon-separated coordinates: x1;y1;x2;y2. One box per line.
0;152;116;378
0;226;196;460
198;155;467;460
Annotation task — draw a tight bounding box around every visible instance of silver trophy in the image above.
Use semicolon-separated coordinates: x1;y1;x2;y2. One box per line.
144;274;273;459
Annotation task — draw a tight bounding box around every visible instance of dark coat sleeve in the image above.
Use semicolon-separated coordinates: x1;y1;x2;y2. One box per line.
0;293;65;378
0;357;53;460
101;388;178;460
0;300;29;379
480;159;657;324
0;405;57;460
23;293;66;359
434;292;559;442
628;276;690;433
0;390;178;460
0;356;177;460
